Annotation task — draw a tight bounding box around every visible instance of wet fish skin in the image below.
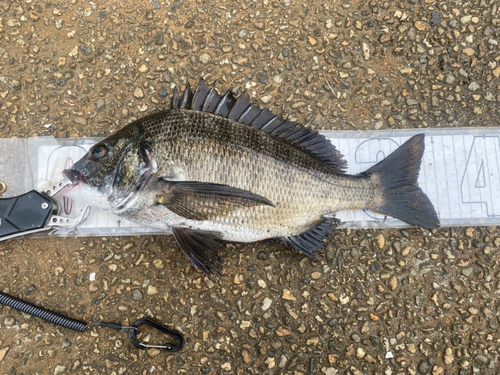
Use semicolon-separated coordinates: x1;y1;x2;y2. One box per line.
63;80;439;274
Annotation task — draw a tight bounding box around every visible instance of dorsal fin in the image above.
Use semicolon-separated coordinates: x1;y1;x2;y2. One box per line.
170;78;347;173
180;82;192;109
171;87;181;109
203;82;221;113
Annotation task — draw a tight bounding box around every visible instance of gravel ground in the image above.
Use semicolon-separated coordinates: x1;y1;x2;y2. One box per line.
1;0;500;374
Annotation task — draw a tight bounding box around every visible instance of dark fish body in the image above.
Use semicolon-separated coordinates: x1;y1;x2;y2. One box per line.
105;109;372;241
63;79;439;274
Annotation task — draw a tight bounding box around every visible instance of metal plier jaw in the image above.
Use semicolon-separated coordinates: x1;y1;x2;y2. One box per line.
0;178;90;241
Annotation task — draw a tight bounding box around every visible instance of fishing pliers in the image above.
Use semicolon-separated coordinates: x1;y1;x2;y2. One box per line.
0;178;90;241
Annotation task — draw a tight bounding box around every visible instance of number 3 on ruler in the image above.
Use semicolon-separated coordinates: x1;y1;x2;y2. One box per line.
460;135;500;218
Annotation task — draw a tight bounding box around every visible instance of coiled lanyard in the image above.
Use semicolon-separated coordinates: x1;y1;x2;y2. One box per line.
0;180;184;351
0;290;184;351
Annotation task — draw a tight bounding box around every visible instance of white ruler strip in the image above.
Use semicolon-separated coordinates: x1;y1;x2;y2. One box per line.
323;129;500;228
1;127;498;237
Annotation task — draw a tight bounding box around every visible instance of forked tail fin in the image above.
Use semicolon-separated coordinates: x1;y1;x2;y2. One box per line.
363;134;440;229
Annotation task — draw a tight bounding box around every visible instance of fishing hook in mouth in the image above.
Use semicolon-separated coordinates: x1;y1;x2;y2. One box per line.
62;169;86;184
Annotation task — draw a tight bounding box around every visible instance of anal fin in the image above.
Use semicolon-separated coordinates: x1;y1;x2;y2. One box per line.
172;227;222;275
280;217;340;260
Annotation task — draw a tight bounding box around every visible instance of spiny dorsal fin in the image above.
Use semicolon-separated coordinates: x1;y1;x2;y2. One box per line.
180;82;192;109
170;78;347;173
170;87;181;109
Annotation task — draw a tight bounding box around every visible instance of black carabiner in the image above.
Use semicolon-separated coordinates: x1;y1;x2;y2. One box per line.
128;318;184;352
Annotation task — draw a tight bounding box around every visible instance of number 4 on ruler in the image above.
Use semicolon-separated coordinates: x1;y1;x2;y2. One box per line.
460;135;500;218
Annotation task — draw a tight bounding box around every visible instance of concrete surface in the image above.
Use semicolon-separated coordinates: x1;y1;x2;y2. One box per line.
0;0;500;374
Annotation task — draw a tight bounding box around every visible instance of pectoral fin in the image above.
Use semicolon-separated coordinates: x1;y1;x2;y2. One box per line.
157;179;274;221
172;227;221;275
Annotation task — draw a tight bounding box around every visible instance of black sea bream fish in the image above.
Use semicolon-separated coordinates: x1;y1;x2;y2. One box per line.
62;79;440;274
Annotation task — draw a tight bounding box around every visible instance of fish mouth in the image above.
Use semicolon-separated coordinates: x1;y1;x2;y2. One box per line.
61;169;83;196
63;168;83;184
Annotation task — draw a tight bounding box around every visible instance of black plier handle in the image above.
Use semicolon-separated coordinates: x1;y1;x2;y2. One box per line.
0;178;89;241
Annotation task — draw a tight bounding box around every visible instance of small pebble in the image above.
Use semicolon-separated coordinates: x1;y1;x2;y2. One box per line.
134;87;144;99
266;357;275;369
61;339;71;349
475;354;488;365
4;317;15;327
311;272;321;280
153;259;164;268
261;95;272;104
199;53;211;64
241;350;251;364
418;360;431;374
468;82;480;91
362;42;370;60
257;72;269;84
275;327;291;336
462;267;474;277
147;285;158;295
306;337;319;345
460;15;472;24
79;46;91;55
433;365;444;375
414;21;426;31
257;251;269;261
444;348;454;364
431;12;441;26
356;347;365;358
0;347;9;362
463;48;475;56
282;289;296;301
445;74;456;84
131;289;143;301
376;234;385;249
389;276;398;291
25;285;38;295
95;99;105;110
148;348;161;357
261;297;272;311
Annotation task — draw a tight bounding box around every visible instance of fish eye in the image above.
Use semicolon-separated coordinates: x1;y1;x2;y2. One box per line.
90;145;107;161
